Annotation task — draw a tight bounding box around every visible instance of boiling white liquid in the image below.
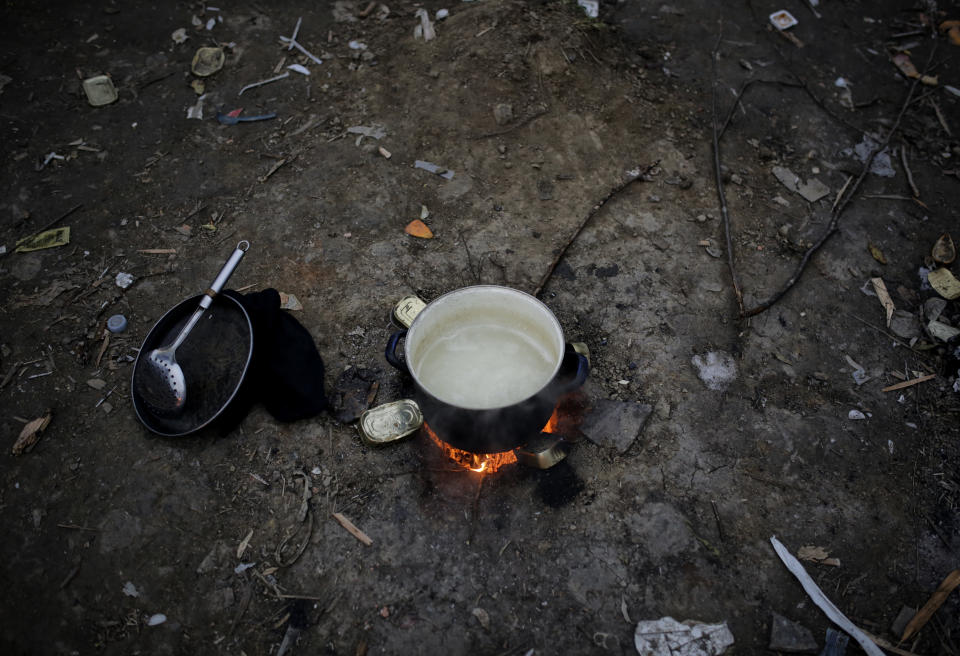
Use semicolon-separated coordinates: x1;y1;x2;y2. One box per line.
414;324;557;409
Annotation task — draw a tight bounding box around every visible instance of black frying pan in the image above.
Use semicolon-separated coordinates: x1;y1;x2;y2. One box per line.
131;293;253;436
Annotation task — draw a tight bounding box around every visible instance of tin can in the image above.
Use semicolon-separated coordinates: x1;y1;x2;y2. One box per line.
515;433;568;469
393;295;427;329
359;399;423;446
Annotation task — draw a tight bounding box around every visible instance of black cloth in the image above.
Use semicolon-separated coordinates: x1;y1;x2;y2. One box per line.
222;288;326;424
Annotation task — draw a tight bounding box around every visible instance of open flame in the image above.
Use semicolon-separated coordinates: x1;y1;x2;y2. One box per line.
423;407;562;474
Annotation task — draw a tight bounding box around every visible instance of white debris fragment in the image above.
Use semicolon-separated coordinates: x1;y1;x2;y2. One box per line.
115;272;135;289
234;562;256;574
147;614;167;626
842;136;896;177
634;617;734;656
436;8;450;20
123;581;140;597
186;94;206;120
414;8;436;41
577;0;599;18
887;440;894;455
287;63;310;76
848;409;866;420
348;40;367;50
414;159;455;180
691;351;737;391
171;28;188;44
205;17;216;30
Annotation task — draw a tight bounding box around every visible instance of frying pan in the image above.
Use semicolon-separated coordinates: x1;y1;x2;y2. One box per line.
131;293;253;436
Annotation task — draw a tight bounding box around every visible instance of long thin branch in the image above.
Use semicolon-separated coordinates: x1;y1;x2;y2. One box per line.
740;45;936;318
532;160;659;298
712;37;745;315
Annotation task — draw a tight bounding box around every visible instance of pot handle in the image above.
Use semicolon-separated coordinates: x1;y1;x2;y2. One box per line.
385;329;409;373
556;347;589;394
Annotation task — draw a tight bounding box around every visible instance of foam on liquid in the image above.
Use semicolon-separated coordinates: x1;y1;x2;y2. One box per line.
414;323;557;409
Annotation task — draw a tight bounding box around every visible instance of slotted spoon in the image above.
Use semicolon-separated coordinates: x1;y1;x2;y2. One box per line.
138;241;249;415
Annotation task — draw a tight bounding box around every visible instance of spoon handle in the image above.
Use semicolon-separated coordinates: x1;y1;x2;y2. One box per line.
200;240;250;309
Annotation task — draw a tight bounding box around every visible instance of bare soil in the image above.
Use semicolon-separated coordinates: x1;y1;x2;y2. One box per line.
1;1;959;654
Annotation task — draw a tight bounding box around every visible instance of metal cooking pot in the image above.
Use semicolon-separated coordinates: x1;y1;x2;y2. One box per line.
131;293;253;436
385;285;588;453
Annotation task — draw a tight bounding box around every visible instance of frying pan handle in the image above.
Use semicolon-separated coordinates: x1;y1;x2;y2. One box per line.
555;348;589;394
199;241;250;309
385;329;409;373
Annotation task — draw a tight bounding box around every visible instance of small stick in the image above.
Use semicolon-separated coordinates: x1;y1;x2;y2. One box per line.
59;563;81;589
470;107;549;140
741;45;936;318
137;248;176;254
882;374;936;393
238;72;290;96
258;156;292;183
900;144;920;199
332;511;372;546
711;35;745;315
17;203;83;245
57;523;98;531
278;37;322;65
930;99;951;136
832;175;854;212
711;500;725;541
278;593;326;601
532;160;658;297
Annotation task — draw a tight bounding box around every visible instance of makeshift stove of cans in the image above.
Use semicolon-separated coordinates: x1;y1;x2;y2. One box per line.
361;290;591;473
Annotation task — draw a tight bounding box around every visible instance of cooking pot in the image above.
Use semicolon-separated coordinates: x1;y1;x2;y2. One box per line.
385;285;588;453
131;293;253;436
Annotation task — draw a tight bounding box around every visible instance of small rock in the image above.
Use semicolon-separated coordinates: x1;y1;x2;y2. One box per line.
924;297;947;322
889;310;922;340
580;399;653;454
492;103;513;126
890;605;916;637
123;581;140;597
115;272;135;289
769;612;818;653
101;402;113;414
848;409;866;420
146;613;167;626
87;378;107;390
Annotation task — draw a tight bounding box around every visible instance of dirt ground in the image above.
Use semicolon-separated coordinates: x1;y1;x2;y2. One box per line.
1;0;959;654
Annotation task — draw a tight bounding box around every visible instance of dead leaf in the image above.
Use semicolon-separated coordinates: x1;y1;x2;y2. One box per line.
797;545;829;561
931;233;956;265
949;26;960;46
404;219;433;239
893;53;920;79
868;243;887;265
928;268;960;300
237;528;254;558
12;410;52;455
471;607;490;630
902;569;960;642
278;292;303;311
871;278;895;327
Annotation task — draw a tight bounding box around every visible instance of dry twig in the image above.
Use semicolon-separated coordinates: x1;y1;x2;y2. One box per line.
721;44;937;318
532;160;659;297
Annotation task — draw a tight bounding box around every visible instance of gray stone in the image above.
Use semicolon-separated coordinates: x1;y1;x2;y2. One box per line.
580;398;652;454
493;103;513;126
889;310;922;340
890;605;916;637
769;612;818;653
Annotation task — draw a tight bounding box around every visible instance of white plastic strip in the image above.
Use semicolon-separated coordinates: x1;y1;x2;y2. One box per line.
770;536;883;656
